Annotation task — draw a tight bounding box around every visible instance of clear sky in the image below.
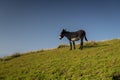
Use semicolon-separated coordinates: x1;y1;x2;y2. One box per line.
0;0;120;57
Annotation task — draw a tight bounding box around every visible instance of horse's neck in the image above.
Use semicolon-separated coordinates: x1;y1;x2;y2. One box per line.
64;31;71;40
64;31;70;36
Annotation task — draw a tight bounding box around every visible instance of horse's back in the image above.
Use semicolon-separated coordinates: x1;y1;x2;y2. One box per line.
76;29;85;34
78;29;85;32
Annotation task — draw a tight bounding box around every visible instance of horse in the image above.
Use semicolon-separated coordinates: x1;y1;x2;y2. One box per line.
59;29;88;50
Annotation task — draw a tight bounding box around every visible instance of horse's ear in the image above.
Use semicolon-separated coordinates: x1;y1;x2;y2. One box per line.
62;29;65;31
63;28;67;31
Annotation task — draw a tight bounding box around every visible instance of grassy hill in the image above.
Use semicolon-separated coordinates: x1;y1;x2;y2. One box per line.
0;39;120;80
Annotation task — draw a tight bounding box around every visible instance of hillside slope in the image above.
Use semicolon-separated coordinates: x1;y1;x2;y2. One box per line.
0;39;120;80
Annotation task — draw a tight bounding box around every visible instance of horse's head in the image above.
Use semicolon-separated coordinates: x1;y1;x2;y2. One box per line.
59;29;66;40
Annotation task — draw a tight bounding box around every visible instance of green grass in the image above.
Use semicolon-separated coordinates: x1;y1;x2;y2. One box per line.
0;39;120;80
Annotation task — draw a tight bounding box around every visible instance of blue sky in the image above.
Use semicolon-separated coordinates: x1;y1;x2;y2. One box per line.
0;0;120;57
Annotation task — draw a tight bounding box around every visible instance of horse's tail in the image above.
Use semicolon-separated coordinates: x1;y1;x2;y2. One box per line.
85;36;88;41
84;32;88;41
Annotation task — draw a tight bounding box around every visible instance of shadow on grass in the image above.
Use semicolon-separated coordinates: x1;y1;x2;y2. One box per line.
84;44;109;49
112;74;120;80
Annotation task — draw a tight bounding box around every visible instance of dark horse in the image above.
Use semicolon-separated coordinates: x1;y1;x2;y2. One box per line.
59;29;88;50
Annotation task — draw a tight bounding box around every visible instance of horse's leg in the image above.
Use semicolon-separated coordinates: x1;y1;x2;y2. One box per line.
69;41;72;50
79;38;83;50
73;41;76;49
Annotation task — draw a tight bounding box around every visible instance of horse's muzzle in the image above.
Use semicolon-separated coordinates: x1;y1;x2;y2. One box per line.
59;36;62;40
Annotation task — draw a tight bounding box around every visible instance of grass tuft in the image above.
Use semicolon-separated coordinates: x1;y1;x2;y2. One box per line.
57;44;69;48
1;52;21;61
11;52;21;58
84;41;98;47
